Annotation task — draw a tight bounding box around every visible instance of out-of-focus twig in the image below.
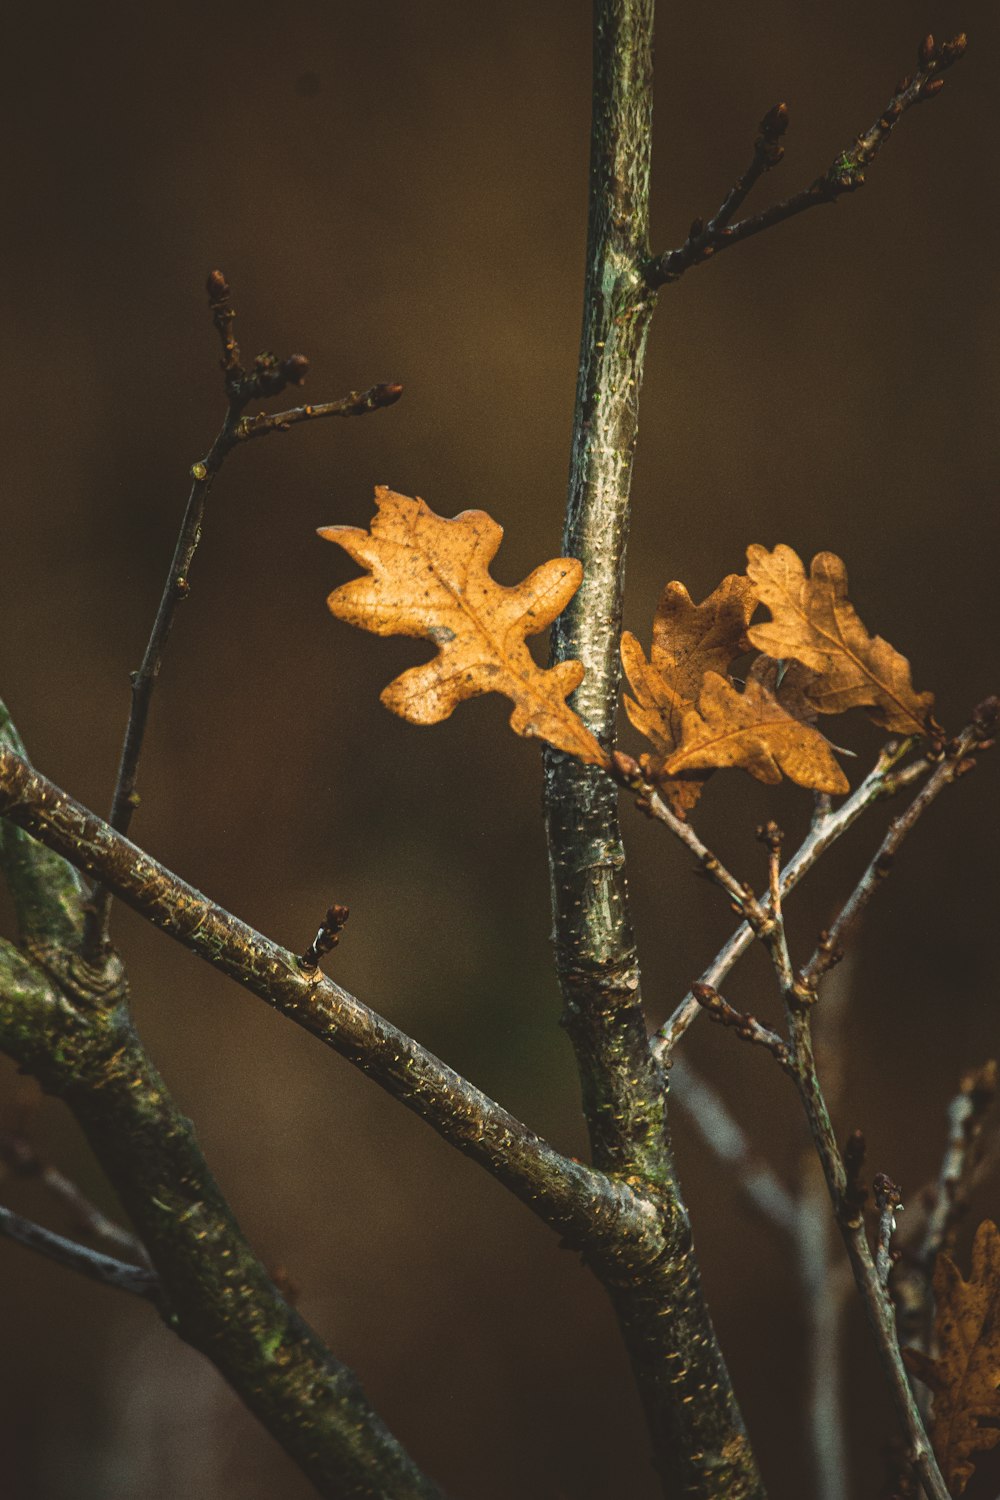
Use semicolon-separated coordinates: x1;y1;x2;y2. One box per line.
0;1202;160;1301
0;1132;152;1268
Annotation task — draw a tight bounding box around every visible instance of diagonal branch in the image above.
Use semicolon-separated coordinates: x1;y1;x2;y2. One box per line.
645;33;967;289
653;738;930;1056
1;1131;152;1267
0;1202;160;1301
0;937;445;1500
0;748;662;1264
800;705;996;988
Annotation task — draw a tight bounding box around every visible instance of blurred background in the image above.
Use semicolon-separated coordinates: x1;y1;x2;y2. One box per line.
1;2;998;1496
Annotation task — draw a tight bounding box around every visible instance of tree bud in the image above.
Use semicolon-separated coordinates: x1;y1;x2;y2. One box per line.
206;269;230;302
282;354;310;386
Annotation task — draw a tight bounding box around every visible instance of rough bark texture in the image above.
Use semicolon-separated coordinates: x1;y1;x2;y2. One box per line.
0;707;444;1500
543;4;766;1495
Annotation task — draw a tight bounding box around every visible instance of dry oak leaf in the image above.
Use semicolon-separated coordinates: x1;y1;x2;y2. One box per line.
663;670;850;794
904;1219;1000;1495
746;544;934;735
319;487;607;766
621;574;757;814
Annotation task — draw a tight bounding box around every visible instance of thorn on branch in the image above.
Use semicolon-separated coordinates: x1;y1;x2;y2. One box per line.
298;903;350;975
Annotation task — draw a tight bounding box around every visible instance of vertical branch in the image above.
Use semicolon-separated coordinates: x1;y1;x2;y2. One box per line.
543;5;766;1495
543;0;660;1175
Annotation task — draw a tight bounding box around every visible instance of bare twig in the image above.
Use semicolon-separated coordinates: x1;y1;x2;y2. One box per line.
234;383;402;445
645;34;967;289
784;1010;948;1499
640;784;768;923
691;982;790;1068
794;1157;854;1500
874;1172;904;1290
709;102;789;231
0;1133;152;1268
922;1061;998;1266
802;707;997;988
0;1202;160;1301
83;274;401;961
894;1060;998;1377
652;739;936;1056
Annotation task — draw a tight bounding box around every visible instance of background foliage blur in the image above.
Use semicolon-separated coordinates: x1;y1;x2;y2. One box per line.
1;2;997;1495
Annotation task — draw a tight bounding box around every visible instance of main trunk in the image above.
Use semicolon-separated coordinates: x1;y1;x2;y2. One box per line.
543;4;766;1494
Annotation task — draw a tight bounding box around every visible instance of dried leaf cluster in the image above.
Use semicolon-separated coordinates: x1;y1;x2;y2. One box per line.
904;1220;1000;1495
321;489;935;812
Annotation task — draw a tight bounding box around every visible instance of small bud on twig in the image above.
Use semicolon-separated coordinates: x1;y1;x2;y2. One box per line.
299;903;350;973
206;268;230;303
758;102;789;140
940;34;968;64
917;35;937;67
282;354;310;387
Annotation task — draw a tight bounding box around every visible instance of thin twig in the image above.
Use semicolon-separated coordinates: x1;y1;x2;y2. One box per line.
652;740;934;1056
83;274;401;961
691;982;790;1068
0;1133;152;1268
645;34;967;289
894;1060;998;1383
640;785;768;923
802;709;997;988
794;1157;854;1500
784;1010;949;1499
234;384;402;445
0;1203;160;1301
874;1172;904;1290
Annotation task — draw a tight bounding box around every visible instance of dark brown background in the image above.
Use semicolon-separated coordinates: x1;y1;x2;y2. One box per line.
1;2;997;1496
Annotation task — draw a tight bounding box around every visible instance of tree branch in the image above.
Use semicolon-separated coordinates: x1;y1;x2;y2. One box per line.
669;1055;796;1232
0;1202;160;1301
83;274;400;961
645;33;967;289
1;1131;152;1267
541;4;765;1494
0;936;445;1500
653;738;931;1056
801;707;996;988
784;1008;949;1500
0;748;662;1264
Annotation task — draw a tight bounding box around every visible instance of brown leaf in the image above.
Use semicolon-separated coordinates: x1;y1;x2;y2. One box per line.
664;671;850;793
319;487;607;766
904;1219;1000;1495
746;544;934;735
621;575;757;813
